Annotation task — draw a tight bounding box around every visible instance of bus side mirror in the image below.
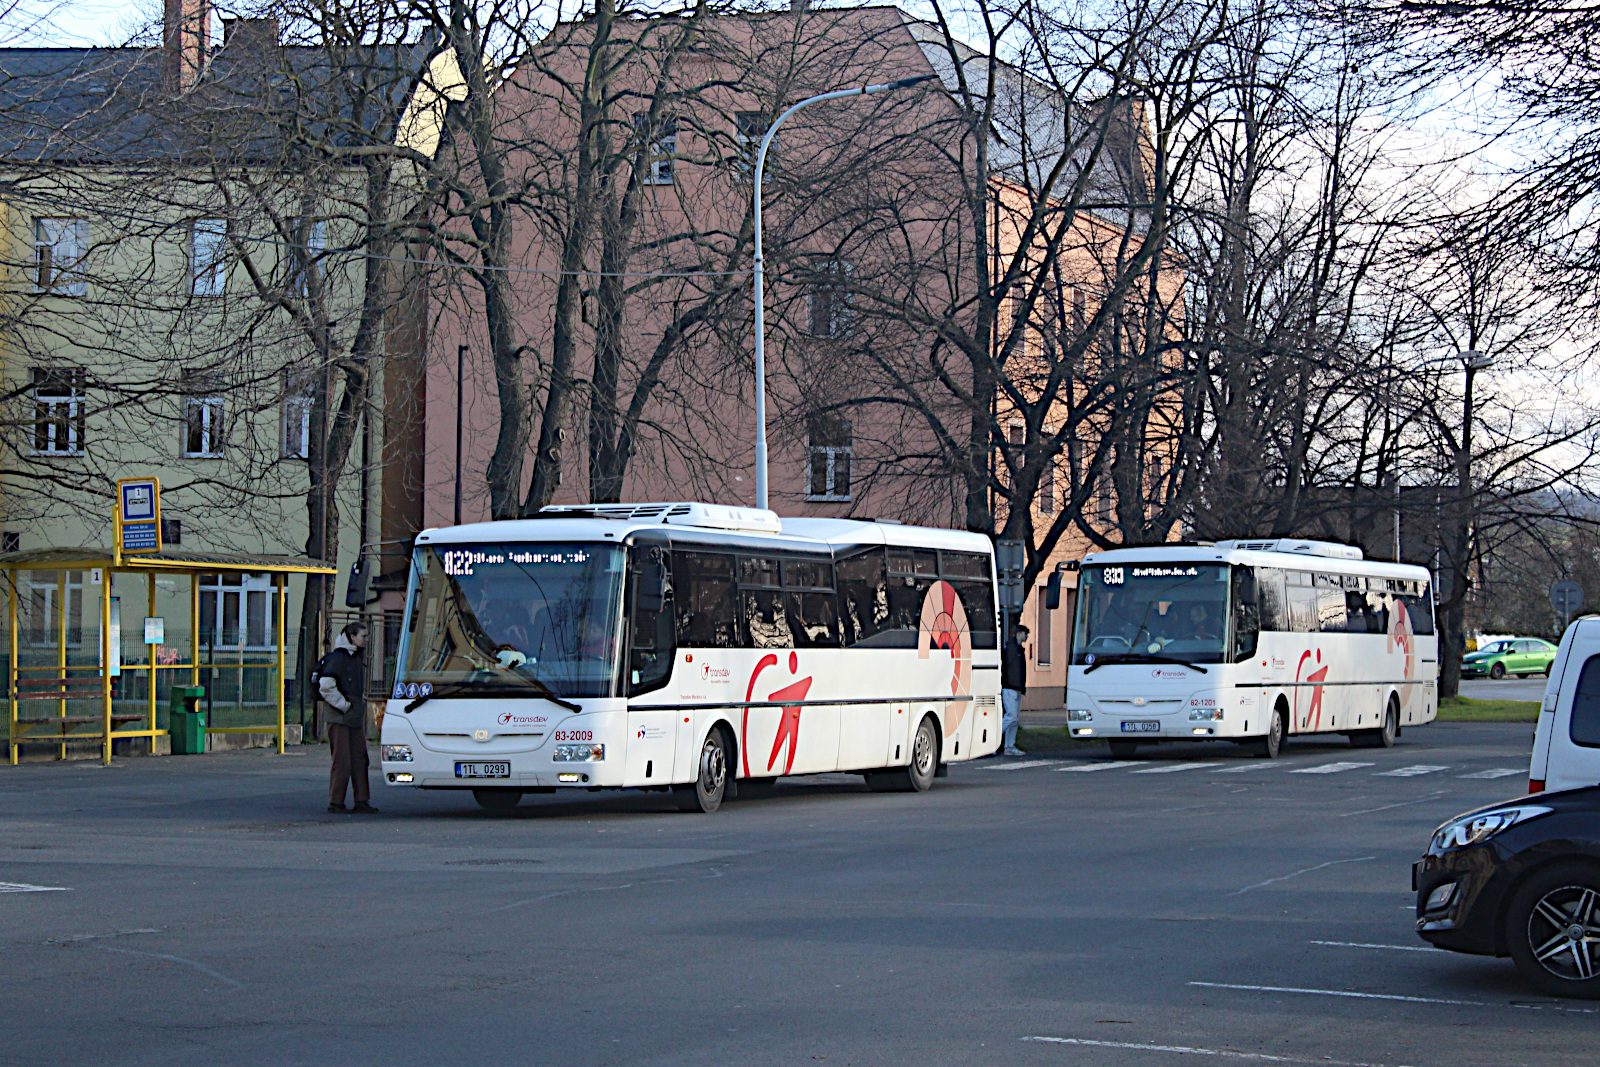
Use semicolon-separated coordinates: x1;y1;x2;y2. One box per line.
638;554;671;613
1045;570;1062;611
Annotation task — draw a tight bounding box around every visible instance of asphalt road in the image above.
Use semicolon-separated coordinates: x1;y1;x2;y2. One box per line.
1459;677;1549;702
0;723;1586;1067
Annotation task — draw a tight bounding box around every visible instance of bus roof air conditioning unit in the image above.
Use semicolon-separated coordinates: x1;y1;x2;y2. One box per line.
540;502;782;534
1215;538;1364;560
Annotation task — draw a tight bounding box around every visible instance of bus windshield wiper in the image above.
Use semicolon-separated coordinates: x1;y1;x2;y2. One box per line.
403;677;582;714
1083;652;1209;675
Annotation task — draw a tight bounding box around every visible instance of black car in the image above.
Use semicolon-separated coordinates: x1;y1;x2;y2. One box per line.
1415;786;1600;997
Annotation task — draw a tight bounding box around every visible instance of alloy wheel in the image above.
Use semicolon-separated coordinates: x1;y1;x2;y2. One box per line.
1527;885;1600;982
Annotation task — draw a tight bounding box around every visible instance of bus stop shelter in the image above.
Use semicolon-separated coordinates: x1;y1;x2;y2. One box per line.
1;547;337;766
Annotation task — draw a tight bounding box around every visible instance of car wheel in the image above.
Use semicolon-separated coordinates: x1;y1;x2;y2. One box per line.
1251;706;1286;759
1545;663;1554;677
1506;861;1600;999
867;716;940;792
675;728;729;813
1490;661;1506;680
472;789;523;811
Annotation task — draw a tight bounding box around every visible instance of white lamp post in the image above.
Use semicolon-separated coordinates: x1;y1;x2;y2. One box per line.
750;74;936;509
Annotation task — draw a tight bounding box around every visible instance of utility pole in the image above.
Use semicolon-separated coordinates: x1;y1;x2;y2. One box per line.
455;344;466;527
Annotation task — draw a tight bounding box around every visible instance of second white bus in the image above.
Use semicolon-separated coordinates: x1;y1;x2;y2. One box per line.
1065;538;1438;758
380;502;1001;812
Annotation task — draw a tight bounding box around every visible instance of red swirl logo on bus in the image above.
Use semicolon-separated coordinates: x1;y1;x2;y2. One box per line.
919;581;972;730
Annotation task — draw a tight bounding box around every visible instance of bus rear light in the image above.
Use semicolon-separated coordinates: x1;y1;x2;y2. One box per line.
1529;779;1545;793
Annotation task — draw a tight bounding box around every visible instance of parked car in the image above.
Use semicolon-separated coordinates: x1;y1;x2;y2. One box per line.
1414;788;1600;997
1461;636;1557;679
1529;617;1600;794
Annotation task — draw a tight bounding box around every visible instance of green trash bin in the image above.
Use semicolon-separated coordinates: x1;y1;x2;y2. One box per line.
168;685;207;755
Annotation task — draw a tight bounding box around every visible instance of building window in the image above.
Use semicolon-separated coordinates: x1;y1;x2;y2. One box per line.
281;369;315;459
807;414;852;501
26;570;83;647
33;218;87;295
161;518;182;546
31;366;86;456
1;532;18;553
736;111;776;176
198;572;275;649
1036;589;1053;667
190;218;227;296
806;258;852;339
636;114;677;185
182;371;225;458
289;218;326;297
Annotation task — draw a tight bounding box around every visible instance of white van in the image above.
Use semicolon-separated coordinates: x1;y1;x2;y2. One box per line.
1528;616;1600;793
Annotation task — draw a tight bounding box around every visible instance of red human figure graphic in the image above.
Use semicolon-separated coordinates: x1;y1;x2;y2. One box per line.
1294;649;1330;730
741;652;814;777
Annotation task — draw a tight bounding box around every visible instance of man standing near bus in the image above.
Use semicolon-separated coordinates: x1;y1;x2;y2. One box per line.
320;621;378;814
1001;623;1029;756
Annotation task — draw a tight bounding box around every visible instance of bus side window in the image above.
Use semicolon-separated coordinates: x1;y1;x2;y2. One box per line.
1255;567;1288;631
837;549;890;647
743;587;793;649
1231;567;1259;660
1360;586;1389;634
672;551;741;648
1315;574;1347;633
629;549;674;696
884;551;931;648
1286;571;1318;633
1571;655;1600;748
942;551;998;650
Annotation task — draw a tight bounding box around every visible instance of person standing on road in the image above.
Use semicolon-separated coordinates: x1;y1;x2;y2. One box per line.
319;621;378;814
1001;623;1030;756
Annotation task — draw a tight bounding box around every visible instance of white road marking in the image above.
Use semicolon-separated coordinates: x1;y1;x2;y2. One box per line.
1231;855;1376;895
1310;940;1439;953
1131;762;1224;774
0;881;69;893
1339;792;1448;817
1210;763;1274;773
1458;768;1523;779
1290;762;1375;775
93;944;244;989
1375;765;1449;777
1057;761;1140;772
982;760;1060;771
1022;1036;1393;1066
1189;980;1483;1006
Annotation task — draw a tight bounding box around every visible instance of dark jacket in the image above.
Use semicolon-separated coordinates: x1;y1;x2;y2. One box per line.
317;634;366;730
1002;634;1028;694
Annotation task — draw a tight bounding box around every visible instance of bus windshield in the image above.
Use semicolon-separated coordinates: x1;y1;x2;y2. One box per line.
1074;563;1230;665
398;542;625;698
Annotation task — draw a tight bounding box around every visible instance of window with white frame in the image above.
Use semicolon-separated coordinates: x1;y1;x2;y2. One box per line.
280;369;315;459
735;111;776;176
25;570;84;647
635;114;677;185
33;218;87;295
806;413;852;501
190;218;227;296
806;258;853;339
289;217;326;297
198;572;276;649
31;366;86;456
182;371;225;458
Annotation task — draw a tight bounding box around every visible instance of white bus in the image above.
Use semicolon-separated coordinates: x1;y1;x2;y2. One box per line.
380;502;1001;812
1065;538;1437;758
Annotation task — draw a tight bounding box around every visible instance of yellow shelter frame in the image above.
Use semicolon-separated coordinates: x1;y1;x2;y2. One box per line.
2;547;336;766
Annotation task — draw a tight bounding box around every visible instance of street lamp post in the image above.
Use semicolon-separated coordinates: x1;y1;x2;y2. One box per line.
750;74;935;510
1447;348;1493;697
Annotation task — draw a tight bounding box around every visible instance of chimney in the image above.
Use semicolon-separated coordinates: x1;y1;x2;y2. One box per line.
790;0;810;10
222;17;281;54
163;0;210;92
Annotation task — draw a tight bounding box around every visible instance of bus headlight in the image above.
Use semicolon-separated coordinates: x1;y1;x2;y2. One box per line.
382;745;413;762
1067;709;1093;722
553;744;605;762
1188;708;1223;721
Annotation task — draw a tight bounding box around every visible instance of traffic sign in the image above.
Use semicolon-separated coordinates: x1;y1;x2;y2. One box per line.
116;477;162;555
1551;580;1584;628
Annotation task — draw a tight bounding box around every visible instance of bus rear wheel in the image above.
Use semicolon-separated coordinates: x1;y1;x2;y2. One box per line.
866;716;939;793
675;728;729;813
473;789;523;811
1352;698;1399;749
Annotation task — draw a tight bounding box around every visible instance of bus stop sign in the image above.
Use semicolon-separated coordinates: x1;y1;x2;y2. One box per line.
117;477;162;554
1551;580;1584;624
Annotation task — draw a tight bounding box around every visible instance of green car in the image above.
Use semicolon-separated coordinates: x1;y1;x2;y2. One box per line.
1460;637;1558;679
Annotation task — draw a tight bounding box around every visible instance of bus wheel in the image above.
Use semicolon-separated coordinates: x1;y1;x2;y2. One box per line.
1108;740;1139;760
1253;708;1286;759
1352;698;1399;749
675;729;729;813
867;716;939;792
473;789;523;811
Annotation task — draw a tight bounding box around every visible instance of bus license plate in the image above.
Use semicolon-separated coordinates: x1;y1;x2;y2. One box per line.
455;761;511;778
1120;721;1160;733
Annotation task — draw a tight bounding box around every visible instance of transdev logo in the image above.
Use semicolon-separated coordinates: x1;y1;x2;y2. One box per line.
1150;668;1189;679
701;663;731;682
496;712;547;727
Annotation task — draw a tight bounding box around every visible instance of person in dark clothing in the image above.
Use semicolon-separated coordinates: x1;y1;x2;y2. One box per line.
1001;624;1030;756
320;621;377;814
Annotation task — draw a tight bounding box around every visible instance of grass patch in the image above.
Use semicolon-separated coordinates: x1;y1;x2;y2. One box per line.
1012;726;1085;756
1437;695;1542;723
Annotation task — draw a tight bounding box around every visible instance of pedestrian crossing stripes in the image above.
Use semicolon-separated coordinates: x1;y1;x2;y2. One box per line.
981;759;1061;771
1373;765;1449;777
1457;767;1523;779
1129;762;1223;774
0;882;69;893
1057;761;1139;772
1289;762;1375;774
